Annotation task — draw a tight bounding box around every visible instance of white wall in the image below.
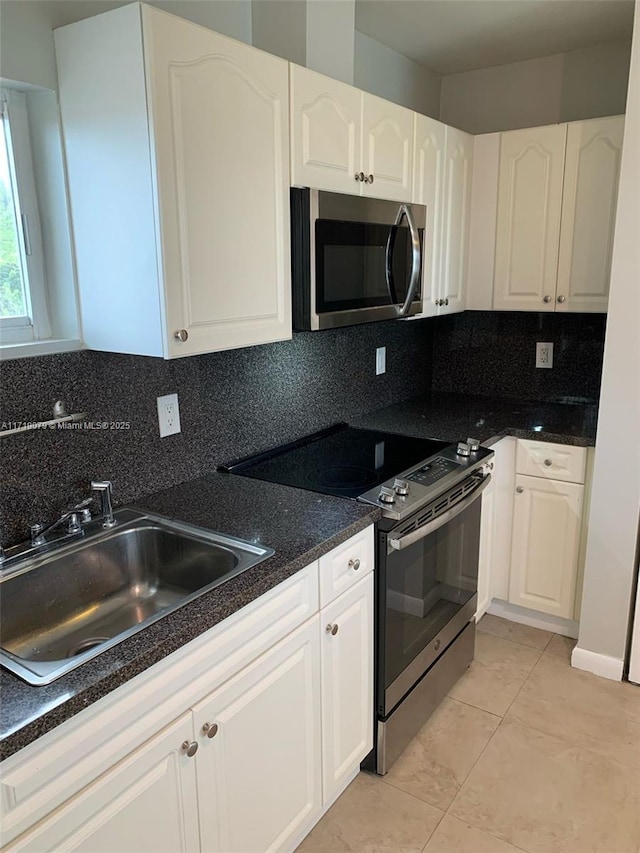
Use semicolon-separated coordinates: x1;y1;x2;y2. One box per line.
440;41;632;133
573;3;640;675
355;31;441;118
0;0;252;88
251;0;306;65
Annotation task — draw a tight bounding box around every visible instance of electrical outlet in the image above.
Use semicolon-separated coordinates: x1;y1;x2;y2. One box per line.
376;346;386;375
157;393;181;437
536;342;554;369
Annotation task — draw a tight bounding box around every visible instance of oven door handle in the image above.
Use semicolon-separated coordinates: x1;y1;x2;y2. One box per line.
384;203;422;317
389;473;492;551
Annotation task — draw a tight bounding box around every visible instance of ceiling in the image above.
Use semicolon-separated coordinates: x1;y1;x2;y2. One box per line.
355;0;635;75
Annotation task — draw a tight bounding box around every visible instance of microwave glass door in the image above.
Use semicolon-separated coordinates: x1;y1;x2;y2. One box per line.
315;219;422;314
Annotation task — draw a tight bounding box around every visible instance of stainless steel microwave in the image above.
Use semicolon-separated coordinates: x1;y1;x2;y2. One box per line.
291;189;426;331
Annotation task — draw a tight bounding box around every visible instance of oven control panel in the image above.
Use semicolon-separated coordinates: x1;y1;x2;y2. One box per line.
406;457;459;487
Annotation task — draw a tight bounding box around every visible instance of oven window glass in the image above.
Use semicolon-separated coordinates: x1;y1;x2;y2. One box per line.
315;219;422;313
384;498;481;692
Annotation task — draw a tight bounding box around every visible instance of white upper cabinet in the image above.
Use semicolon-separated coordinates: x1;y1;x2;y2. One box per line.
56;4;291;358
290;65;413;201
556;116;625;313
290;66;361;195
493;124;567;312
413;114;446;317
439;127;473;315
362;94;414;202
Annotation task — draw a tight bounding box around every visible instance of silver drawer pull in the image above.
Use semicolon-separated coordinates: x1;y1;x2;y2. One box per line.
326;623;339;636
181;740;198;757
516;486;524;494
544;459;553;467
348;558;361;571
174;329;188;342
201;722;219;739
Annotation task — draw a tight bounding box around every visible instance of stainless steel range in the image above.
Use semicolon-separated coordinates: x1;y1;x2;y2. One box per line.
221;425;493;774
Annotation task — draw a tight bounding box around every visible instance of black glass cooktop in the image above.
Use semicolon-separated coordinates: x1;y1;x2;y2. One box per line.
221;424;450;499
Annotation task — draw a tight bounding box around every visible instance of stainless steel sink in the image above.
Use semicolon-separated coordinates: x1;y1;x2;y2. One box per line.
0;509;274;685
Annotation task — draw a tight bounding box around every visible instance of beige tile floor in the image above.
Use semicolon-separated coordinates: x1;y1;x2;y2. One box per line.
297;615;640;853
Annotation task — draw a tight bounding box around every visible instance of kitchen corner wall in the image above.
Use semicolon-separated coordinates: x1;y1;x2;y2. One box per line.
0;319;433;547
431;311;607;402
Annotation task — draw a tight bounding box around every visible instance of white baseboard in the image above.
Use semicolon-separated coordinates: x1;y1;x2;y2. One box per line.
487;600;579;638
571;646;624;681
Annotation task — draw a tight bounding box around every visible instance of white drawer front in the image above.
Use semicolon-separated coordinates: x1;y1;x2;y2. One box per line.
319;526;375;608
516;440;587;483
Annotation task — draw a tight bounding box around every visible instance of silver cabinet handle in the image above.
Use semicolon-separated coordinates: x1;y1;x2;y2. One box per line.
174;329;188;342
359;171;365;182
181;740;198;757
354;173;361;182
557;295;566;303
544;459;553;467
444;298;449;306
326;623;339;636
348;558;361;571
542;295;552;304
516;486;524;494
368;174;374;184
201;722;219;739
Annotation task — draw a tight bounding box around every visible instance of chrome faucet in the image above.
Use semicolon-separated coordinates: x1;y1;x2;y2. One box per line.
91;480;116;528
29;497;94;547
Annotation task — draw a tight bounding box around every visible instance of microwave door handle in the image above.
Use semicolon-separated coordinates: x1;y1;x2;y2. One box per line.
384;225;400;305
398;203;421;316
388;473;492;551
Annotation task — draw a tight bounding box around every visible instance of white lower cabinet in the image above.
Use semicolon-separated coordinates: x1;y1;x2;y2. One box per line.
192;620;322;853
2;527;375;853
320;575;374;804
476;469;496;621
4;713;200;853
508;474;583;619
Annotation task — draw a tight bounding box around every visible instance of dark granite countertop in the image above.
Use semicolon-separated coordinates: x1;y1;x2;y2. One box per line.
352;393;598;447
0;473;379;762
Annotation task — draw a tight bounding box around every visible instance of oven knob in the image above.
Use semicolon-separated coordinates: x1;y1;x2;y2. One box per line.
466;437;480;452
393;479;410;496
379;486;396;504
456;441;471;457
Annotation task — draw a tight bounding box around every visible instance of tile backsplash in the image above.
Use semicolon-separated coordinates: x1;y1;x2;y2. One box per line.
0;319;433;546
431;311;606;402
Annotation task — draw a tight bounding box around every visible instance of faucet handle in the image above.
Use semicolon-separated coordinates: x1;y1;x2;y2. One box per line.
30;523;45;547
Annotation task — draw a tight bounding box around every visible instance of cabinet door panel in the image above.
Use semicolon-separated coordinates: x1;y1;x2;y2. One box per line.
144;7;291;357
413;115;446;317
494;125;567;311
440;127;473;314
509;475;583;618
6;714;199;853
321;575;374;804
362;94;414;202
290;65;361;194
557;116;624;313
193;620;321;853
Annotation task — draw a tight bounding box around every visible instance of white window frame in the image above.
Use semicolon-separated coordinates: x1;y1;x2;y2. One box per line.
0;87;51;344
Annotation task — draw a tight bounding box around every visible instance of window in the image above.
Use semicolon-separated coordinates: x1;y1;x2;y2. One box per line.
0;88;51;344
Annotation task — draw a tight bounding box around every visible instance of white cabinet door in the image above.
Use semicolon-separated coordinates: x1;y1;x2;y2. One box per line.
6;714;200;853
439;126;473;314
362;93;414;202
143;6;292;357
320;574;374;805
413;114;446;317
476;468;496;620
192;620;322;853
556;115;624;313
290;64;362;195
493;124;567;311
509;475;583;618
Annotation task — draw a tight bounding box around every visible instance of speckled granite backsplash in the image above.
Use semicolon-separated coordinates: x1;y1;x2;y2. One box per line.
432;311;606;402
0;320;433;546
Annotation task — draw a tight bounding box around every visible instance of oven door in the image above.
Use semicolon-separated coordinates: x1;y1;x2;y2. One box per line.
378;476;489;716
